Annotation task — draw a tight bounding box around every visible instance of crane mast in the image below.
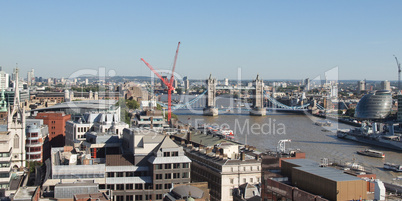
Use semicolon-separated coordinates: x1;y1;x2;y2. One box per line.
141;42;181;123
394;55;401;94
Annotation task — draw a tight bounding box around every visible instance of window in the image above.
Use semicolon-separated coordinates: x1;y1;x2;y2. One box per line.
250;166;253;171
117;172;124;177
182;172;189;178
173;173;180;179
145;195;152;200
243;167;246;171
107;172;114;177
163;152;170;157
135;184;143;190
155;184;162;189
173;163;180;168
165;173;171;179
182;163;189;168
164;164;171;169
231;167;234;172
230;189;233;196
156;194;162;200
116;184;124;190
126;184;133;190
156;174;162;180
230;178;234;184
126;195;133;201
250;178;253;183
107;185;114;190
13;135;19;149
135;195;142;201
243;178;246;183
164;183;171;189
171;151;178;156
257;177;260;182
116;196;124;201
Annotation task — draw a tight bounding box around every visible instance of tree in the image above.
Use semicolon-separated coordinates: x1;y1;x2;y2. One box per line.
345;108;355;117
126;99;139;110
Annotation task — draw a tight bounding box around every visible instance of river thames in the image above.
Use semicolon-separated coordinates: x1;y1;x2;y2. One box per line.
177;112;402;185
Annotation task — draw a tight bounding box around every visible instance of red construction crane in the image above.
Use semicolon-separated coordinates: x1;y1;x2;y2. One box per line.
141;42;181;123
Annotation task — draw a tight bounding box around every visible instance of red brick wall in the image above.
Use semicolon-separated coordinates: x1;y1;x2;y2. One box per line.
36;112;71;147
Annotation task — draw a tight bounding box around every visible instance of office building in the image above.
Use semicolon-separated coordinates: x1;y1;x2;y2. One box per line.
65;112;129;146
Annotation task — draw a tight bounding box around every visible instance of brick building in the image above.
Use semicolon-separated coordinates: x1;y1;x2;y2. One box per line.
36;112;71;147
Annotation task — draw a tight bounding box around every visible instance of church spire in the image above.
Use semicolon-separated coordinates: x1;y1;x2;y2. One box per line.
14;66;20;107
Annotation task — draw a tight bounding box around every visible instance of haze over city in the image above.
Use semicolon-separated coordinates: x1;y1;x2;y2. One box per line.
1;1;402;80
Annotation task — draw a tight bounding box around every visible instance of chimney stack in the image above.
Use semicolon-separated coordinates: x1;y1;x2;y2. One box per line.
187;132;191;143
240;151;245;161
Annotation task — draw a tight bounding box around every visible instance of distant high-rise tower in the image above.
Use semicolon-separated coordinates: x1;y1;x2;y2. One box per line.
224;78;229;86
183;76;189;92
27;69;34;86
0;67;9;91
330;85;338;98
305;78;310;91
161;76;168;89
357;80;366;93
173;79;178;89
381;80;391;91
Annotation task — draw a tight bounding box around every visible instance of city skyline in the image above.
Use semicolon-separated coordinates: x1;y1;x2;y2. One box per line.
1;1;402;80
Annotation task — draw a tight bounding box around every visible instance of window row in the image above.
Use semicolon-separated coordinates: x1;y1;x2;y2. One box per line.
107;171;147;177
0;153;10;158
155;183;171;190
115;195;156;201
231;165;260;172
155;172;189;180
163;151;179;157
107;183;144;190
155;163;189;170
229;177;260;184
26;147;41;152
27;132;38;138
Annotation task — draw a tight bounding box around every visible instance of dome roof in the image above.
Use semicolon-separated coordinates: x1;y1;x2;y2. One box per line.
355;90;392;119
171;185;203;199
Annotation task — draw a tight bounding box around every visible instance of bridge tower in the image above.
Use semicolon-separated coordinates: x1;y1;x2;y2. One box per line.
203;74;218;116
250;75;266;116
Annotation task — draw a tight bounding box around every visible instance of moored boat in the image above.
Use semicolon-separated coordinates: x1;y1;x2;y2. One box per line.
384;162;402;172
356;149;385;158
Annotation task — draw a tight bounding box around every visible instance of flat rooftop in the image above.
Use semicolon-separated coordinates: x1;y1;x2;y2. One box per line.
74;192;109;201
294;166;363;182
284;159;363;182
31;100;118;111
184;146;260;166
13;186;38;201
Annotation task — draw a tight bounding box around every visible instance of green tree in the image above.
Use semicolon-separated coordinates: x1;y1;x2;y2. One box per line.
126;99;139;110
345;108;355;117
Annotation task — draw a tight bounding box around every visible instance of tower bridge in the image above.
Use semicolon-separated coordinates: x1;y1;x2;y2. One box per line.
153;75;317;116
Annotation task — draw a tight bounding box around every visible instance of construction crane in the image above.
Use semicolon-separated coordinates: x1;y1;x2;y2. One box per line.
394;55;401;94
141;42;181;123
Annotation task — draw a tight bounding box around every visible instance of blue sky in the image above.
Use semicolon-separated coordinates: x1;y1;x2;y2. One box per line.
1;1;402;80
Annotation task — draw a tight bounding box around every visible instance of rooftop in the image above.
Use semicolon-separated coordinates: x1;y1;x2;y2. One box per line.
31;100;118;112
183;146;260;166
74;192;109;201
106;154;134;166
294;166;363;182
13;186;38;201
